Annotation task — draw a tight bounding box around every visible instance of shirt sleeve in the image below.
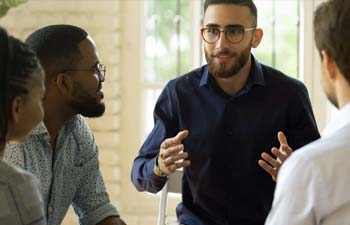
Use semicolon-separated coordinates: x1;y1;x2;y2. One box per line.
285;81;320;149
131;81;179;193
71;116;120;225
265;152;322;225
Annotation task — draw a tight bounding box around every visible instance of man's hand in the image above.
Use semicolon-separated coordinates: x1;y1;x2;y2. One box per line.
154;130;191;176
258;131;292;182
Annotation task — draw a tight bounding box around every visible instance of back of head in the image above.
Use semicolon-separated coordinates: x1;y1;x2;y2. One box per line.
314;0;350;83
203;0;257;27
25;24;88;84
0;27;43;144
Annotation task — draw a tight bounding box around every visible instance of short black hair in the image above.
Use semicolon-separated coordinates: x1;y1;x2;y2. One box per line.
0;27;43;144
203;0;257;27
314;0;350;83
25;24;88;84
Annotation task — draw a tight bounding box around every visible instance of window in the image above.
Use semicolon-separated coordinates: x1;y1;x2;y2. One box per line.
253;0;300;78
142;0;203;138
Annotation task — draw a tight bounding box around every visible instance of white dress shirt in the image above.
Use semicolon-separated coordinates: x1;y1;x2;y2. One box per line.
265;103;350;225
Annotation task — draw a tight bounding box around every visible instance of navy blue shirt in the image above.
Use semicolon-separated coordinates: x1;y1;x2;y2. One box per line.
131;56;320;225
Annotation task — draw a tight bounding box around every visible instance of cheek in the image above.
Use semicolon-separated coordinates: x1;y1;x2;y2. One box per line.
28;101;44;129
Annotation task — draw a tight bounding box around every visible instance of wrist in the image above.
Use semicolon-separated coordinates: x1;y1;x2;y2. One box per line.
154;153;168;177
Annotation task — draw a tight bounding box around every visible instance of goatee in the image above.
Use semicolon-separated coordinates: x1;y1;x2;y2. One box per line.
205;44;251;78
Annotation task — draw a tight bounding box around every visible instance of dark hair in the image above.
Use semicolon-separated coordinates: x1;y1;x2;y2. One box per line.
203;0;257;27
25;24;88;84
314;0;350;83
0;27;43;145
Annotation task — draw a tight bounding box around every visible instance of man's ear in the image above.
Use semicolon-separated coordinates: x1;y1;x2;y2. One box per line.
55;73;74;95
11;96;24;124
251;28;263;48
321;50;337;83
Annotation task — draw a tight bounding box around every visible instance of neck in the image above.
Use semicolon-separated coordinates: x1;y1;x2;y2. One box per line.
214;54;252;96
335;77;350;109
43;96;75;140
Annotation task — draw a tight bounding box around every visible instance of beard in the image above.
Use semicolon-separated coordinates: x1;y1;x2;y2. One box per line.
205;43;251;78
69;82;105;118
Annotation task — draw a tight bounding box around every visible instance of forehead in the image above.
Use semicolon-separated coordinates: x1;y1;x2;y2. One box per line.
203;4;253;27
76;37;99;66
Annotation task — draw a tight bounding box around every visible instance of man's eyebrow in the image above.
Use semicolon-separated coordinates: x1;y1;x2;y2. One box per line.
204;23;220;28
204;24;243;28
225;24;244;28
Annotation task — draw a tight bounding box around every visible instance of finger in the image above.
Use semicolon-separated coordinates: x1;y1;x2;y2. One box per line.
173;130;189;144
160;130;189;149
278;131;289;146
280;144;293;155
271;148;288;162
160;137;176;149
161;144;184;159
175;159;191;168
163;151;188;166
258;160;277;179
261;152;280;168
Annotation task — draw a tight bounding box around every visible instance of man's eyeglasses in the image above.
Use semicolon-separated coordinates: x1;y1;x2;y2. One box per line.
201;26;256;44
63;63;106;82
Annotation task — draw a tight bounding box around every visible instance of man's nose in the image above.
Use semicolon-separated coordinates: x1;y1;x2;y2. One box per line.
215;31;230;49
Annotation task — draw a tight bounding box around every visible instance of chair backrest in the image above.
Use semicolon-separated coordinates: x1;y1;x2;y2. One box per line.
157;169;183;225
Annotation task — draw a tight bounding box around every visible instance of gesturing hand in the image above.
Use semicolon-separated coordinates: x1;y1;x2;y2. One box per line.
258;131;293;182
154;130;191;177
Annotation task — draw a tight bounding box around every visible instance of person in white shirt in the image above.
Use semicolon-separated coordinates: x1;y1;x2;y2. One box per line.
265;0;350;224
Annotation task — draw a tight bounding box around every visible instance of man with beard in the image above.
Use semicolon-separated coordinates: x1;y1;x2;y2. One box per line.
265;0;350;224
131;0;320;224
4;25;126;225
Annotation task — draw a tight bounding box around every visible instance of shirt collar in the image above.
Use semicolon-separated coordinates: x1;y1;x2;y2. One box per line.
30;122;49;135
200;54;266;87
29;115;79;136
322;103;350;137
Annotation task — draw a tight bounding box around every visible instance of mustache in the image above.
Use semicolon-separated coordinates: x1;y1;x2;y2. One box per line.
212;49;236;57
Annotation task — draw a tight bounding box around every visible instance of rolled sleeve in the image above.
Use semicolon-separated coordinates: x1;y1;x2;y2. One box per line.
79;203;119;225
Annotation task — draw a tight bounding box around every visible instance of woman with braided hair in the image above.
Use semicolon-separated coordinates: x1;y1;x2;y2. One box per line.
0;27;46;224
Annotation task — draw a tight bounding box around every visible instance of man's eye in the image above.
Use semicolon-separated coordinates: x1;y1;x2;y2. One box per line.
207;28;219;35
227;28;242;35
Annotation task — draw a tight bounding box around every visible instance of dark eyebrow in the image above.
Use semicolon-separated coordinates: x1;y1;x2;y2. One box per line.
204;23;220;28
225;24;244;29
204;24;244;29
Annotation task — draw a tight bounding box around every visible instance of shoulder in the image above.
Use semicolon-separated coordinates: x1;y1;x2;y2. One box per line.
0;160;38;187
70;114;93;137
261;63;308;94
166;65;206;91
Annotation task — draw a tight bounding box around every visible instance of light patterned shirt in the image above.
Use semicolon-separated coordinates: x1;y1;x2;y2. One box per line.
4;115;119;225
0;159;46;225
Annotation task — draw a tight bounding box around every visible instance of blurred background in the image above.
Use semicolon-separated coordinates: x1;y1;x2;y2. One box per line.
0;0;331;224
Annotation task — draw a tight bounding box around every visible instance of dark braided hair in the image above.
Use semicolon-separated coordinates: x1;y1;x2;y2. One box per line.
0;27;43;145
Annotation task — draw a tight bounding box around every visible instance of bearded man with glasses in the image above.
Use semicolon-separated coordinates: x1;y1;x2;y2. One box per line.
132;0;320;224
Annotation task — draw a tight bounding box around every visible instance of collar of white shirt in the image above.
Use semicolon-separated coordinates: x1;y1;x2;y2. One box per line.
323;102;350;137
